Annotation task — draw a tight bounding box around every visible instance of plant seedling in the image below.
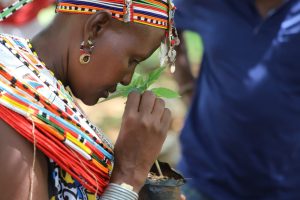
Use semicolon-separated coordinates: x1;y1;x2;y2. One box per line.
100;67;180;103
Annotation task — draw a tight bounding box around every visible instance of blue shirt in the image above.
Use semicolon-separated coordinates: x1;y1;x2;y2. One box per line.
175;0;300;199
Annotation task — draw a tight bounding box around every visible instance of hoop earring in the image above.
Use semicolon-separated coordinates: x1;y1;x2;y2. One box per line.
79;40;94;64
79;52;91;64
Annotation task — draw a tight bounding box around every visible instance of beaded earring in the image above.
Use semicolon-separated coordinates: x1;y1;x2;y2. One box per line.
159;0;179;73
79;39;94;64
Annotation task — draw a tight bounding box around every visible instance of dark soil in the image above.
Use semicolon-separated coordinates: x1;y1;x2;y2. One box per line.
138;161;186;200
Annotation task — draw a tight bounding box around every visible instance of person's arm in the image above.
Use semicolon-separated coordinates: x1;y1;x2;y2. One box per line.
0;119;49;200
100;91;172;199
109;91;171;191
174;30;196;106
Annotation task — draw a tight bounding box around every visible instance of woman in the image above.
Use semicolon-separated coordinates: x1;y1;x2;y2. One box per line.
0;0;178;199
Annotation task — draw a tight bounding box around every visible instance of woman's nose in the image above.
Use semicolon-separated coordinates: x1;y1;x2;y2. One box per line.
120;71;134;86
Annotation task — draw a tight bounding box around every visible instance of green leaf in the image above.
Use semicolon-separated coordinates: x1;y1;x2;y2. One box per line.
100;84;144;103
98;67;170;103
151;87;180;99
146;67;166;88
130;73;145;87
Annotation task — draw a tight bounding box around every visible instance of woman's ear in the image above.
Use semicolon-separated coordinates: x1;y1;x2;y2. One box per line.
83;10;112;41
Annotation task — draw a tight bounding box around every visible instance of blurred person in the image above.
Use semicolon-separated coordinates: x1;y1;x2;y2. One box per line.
0;0;179;199
0;0;54;38
174;0;300;199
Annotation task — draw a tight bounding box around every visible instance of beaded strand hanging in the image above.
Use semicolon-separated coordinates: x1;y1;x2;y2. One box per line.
0;0;33;21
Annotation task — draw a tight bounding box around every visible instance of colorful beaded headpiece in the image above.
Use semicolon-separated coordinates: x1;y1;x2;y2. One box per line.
0;0;179;71
56;0;170;29
55;0;179;71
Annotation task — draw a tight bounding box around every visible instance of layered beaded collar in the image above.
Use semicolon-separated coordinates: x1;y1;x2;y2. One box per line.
0;34;113;195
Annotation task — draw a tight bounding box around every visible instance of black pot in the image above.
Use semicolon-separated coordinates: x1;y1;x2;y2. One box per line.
139;161;186;200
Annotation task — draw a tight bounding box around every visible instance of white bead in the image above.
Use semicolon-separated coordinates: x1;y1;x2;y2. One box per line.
170;64;176;73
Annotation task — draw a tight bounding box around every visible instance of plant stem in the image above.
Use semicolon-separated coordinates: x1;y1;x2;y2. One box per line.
155;160;163;177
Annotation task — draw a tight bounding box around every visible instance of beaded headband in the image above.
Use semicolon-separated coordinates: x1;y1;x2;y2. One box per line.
56;0;169;29
0;0;179;71
55;0;179;71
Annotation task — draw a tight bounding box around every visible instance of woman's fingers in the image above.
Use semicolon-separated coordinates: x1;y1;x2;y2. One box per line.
138;91;156;113
124;91;141;115
161;108;172;133
152;97;165;119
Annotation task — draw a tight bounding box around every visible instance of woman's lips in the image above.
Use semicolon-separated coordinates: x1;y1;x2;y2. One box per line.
108;86;117;93
99;85;117;99
102;90;109;98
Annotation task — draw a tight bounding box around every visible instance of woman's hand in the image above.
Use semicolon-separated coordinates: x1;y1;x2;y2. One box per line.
110;91;171;192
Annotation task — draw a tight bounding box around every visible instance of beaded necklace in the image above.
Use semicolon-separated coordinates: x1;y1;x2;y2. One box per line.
0;34;113;195
1;35;113;155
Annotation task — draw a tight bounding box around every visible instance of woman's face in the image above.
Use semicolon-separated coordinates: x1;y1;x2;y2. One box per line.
67;14;165;105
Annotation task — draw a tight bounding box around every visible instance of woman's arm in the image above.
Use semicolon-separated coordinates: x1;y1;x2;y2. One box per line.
110;91;171;192
0;119;49;200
